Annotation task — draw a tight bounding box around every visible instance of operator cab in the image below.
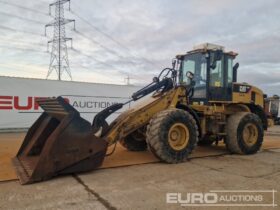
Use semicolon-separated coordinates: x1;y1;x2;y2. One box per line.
178;43;238;104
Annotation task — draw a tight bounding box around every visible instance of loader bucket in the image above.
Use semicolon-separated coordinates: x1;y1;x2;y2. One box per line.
12;97;108;185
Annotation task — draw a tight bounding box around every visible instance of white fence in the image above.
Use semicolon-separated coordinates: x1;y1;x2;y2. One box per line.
0;76;141;131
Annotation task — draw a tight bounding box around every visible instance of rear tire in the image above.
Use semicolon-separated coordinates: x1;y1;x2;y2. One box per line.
119;129;147;151
146;108;198;163
225;112;264;154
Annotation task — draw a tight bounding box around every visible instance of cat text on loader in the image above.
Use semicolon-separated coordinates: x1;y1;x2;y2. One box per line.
13;43;268;184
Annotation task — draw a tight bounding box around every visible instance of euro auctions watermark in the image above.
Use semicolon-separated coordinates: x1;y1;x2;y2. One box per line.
166;190;277;207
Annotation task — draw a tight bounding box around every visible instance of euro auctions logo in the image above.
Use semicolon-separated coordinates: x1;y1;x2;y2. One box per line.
0;96;69;111
0;95;123;113
166;190;277;207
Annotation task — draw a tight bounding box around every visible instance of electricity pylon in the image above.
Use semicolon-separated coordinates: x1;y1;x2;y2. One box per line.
45;0;75;80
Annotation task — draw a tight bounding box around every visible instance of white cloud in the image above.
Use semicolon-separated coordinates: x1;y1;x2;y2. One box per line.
0;0;279;95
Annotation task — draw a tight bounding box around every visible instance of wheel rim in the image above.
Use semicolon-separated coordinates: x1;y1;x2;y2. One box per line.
168;123;189;151
242;123;258;146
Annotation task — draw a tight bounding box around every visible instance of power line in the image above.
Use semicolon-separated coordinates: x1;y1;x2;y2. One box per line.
71;10;131;53
70;5;160;68
73;29;136;66
0;38;46;48
0;0;158;83
0;0;48;16
70;48;120;70
0;44;47;54
69;48;129;83
71;47;139;81
0;11;45;25
2;1;157;68
0;24;45;37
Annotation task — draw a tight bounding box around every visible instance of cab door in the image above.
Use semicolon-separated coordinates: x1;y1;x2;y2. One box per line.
208;55;233;101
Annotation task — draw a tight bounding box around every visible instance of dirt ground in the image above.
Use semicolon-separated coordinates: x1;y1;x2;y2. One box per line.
0;127;279;210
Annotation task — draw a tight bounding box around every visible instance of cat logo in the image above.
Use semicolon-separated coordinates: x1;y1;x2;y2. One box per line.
239;85;247;93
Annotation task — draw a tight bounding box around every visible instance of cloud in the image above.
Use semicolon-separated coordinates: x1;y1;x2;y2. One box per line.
0;0;279;95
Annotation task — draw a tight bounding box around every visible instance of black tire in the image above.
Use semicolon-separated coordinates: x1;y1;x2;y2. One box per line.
146;108;198;163
225;112;264;154
119;129;147;151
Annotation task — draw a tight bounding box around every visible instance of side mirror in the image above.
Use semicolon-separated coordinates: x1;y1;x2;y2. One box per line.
210;50;223;69
233;63;239;82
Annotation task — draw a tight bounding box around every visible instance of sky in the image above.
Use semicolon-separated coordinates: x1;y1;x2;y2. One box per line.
0;0;279;95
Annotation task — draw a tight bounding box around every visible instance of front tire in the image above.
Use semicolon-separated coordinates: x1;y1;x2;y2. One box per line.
225;112;264;154
146;108;198;163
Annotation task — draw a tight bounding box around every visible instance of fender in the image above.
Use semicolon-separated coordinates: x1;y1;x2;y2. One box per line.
248;104;268;130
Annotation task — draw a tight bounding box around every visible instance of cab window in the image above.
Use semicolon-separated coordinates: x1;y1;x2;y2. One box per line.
181;53;207;98
227;57;233;84
210;58;224;88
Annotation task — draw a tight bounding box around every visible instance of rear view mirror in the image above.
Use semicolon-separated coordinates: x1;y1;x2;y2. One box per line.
186;71;194;80
185;71;195;86
210;50;223;69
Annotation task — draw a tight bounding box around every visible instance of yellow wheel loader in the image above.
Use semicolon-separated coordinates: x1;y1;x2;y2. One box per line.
13;43;268;184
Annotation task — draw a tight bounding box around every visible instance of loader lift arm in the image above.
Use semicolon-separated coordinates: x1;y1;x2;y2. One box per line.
92;68;176;137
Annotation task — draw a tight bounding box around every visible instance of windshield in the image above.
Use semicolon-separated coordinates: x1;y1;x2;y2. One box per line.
181;53;206;83
180;53;207;98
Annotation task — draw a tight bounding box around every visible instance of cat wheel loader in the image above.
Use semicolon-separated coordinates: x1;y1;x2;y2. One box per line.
13;43;268;184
